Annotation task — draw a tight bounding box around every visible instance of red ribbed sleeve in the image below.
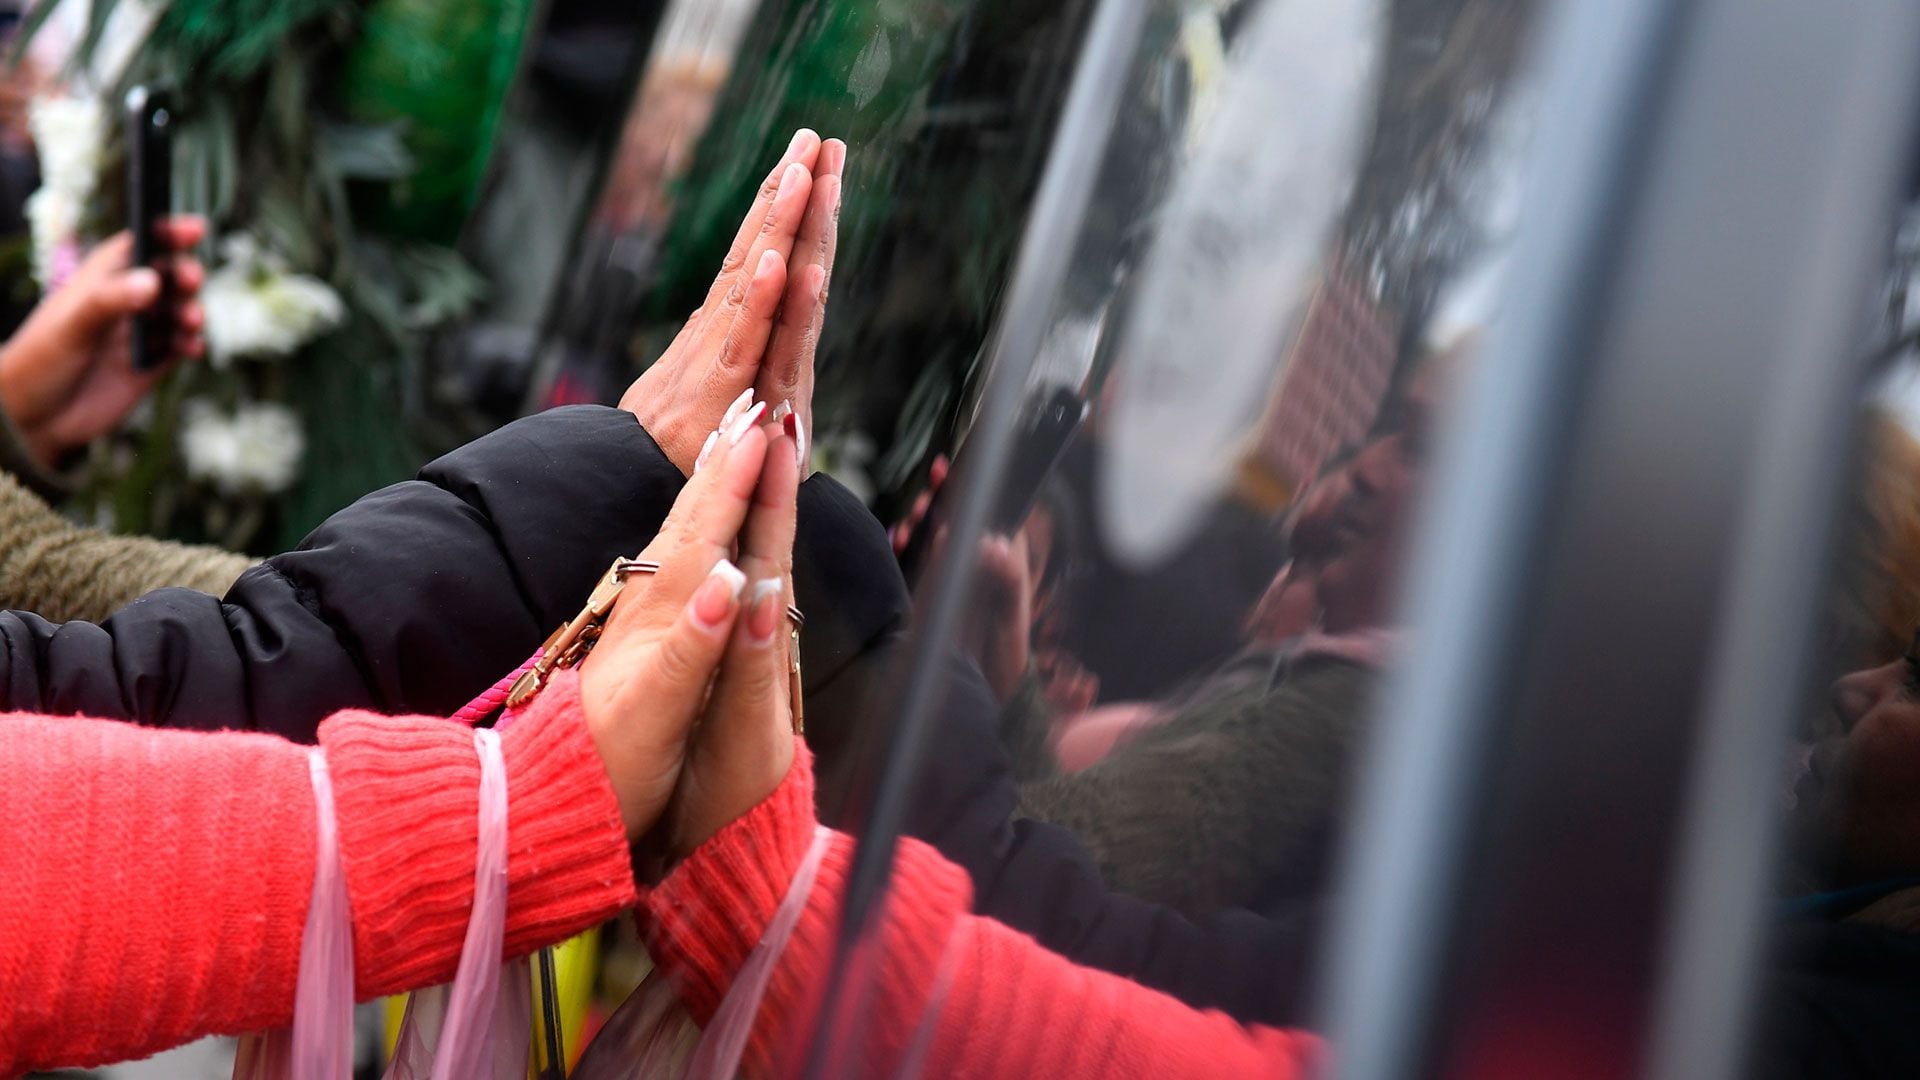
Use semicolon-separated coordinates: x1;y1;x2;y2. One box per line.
0;670;634;1075
638;746;1324;1079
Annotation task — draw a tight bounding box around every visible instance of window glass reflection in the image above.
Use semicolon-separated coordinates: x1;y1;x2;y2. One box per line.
1757;209;1920;1076
802;0;1549;1052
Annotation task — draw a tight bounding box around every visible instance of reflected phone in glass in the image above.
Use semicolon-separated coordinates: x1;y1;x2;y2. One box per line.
900;386;1088;582
125;85;173;373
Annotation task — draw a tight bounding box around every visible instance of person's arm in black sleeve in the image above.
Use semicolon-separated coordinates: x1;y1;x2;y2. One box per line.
0;405;906;743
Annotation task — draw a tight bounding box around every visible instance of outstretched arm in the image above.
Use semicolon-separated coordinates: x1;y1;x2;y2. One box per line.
638;747;1323;1079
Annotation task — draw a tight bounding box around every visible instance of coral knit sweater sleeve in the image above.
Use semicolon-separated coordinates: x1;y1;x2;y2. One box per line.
0;670;635;1075
638;745;1324;1079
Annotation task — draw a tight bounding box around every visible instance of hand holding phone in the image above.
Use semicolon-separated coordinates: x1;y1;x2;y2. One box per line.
897;386;1089;583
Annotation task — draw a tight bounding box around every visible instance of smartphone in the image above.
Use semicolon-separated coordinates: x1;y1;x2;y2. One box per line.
125;85;173;372
899;386;1089;583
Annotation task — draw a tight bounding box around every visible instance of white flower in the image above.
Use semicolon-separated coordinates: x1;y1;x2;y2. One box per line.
179;399;306;494
26;95;105;286
201;237;347;365
30;95;105;197
25;186;80;285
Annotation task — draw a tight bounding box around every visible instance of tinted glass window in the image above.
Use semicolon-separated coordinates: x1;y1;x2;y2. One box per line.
779;0;1550;1062
1751;202;1920;1078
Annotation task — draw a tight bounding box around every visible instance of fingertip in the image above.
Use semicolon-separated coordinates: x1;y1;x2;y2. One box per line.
691;558;749;630
787;128;820;160
775;161;810;204
176;301;205;331
171;258;205;293
161;216;208;247
822;138;847;177
744;578;783;645
121;267;162;306
744;245;783;290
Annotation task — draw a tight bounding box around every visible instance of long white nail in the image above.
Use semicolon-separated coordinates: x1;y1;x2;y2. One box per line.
721;388;754;427
692;558;748;629
727;401;768;445
747;578;783;643
693;429;720;473
711;559;748;599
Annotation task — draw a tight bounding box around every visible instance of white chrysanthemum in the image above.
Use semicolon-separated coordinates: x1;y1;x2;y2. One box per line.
201;237;347;365
25;186;79;285
29;95;105;196
179;399;306;494
26;95;105;286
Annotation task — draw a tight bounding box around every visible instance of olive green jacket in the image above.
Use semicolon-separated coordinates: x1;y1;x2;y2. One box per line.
0;463;255;624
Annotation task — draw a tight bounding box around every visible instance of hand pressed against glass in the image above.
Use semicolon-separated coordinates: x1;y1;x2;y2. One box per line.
621;131;848;476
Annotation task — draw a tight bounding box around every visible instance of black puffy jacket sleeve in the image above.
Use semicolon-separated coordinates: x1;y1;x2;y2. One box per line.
0;406;907;741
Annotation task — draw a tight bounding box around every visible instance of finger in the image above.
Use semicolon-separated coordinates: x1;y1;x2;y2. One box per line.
819;136;847;181
166;257;205;297
83;267;162;319
171;328;206;361
634;406;770;611
588;557;746;836
174;300;205;333
739;416;802;595
678;550;796;855
156;216;207;250
646;558;749;703
759;169;840;406
702;129;821;312
76;232;133;279
930;454;949;488
710;248;787;381
696;162;811;360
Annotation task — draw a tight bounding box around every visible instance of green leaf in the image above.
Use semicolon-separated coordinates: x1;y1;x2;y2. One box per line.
77;0;126;77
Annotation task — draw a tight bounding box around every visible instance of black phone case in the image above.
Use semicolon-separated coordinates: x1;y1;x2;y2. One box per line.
126;86;173;373
898;387;1088;584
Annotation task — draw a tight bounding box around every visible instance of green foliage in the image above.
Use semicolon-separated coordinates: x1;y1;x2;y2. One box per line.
22;0;499;551
148;0;359;83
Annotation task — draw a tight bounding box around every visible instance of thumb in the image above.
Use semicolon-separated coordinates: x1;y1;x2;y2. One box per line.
86;267;162;319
